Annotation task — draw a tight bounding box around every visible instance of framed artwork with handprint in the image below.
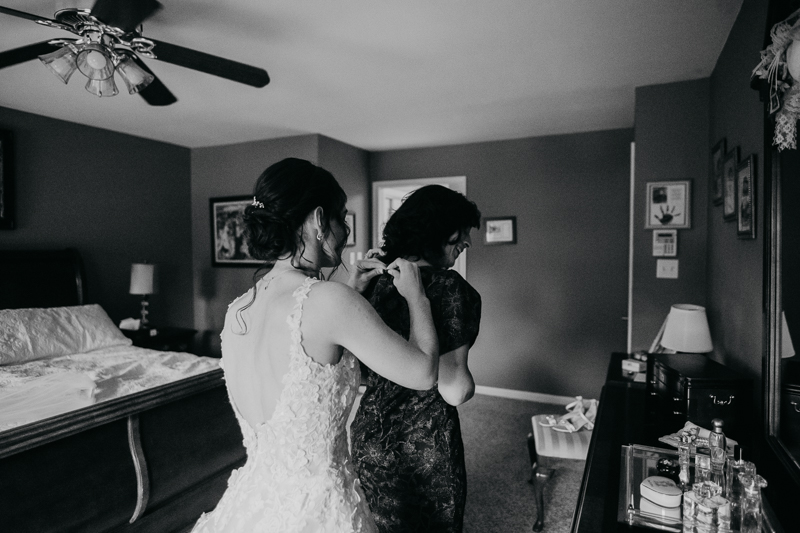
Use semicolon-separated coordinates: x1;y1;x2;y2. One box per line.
711;138;726;206
737;155;756;239
722;147;740;221
645;181;691;229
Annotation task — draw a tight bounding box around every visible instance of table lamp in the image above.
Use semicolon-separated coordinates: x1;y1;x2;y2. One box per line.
130;263;155;329
650;304;713;354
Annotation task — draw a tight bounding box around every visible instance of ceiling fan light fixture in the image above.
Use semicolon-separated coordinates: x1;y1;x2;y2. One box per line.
85;76;118;97
116;56;154;94
39;45;78;84
77;43;114;80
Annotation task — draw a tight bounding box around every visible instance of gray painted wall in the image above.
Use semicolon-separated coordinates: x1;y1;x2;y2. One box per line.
630;79;711;351
706;0;766;402
0;106;193;328
370;129;633;399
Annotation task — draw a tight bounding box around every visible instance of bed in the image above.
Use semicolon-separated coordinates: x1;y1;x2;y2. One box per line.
0;249;246;533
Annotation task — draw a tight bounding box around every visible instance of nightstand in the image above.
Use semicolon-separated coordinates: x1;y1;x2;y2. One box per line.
122;326;198;353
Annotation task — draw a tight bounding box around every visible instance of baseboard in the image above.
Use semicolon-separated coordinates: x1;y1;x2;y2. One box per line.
474;385;574;405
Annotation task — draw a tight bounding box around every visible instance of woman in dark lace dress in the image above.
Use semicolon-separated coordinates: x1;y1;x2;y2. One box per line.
349;185;482;533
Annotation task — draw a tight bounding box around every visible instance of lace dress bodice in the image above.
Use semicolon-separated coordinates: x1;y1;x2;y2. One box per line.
192;277;376;533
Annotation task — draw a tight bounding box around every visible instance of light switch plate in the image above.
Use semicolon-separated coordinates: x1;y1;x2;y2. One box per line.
656;259;679;279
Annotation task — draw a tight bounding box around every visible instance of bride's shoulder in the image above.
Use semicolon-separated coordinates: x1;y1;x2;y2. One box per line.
306;280;368;311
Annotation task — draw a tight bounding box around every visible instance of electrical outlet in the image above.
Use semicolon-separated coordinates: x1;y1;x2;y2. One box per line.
656;259;679;279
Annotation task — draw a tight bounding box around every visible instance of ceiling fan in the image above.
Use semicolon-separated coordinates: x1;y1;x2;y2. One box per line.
0;0;270;105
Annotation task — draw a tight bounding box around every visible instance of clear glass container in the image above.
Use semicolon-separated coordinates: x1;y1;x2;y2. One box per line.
618;444;683;532
678;432;695;490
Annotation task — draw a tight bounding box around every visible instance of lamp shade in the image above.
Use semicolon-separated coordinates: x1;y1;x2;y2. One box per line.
76;44;114;80
660;304;713;353
129;263;155;295
782;311;796;358
39;45;78;84
116;56;154;94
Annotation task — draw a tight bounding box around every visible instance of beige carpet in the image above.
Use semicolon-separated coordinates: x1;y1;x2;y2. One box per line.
460;393;586;533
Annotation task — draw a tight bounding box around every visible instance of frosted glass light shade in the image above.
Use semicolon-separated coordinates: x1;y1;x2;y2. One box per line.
85;76;118;97
76;44;114;80
39;45;78;84
116;57;154;94
130;264;155;295
660;304;713;353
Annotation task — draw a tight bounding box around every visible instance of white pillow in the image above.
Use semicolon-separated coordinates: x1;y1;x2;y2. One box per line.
0;304;132;366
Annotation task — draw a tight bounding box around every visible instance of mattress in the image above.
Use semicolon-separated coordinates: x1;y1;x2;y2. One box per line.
0;344;220;431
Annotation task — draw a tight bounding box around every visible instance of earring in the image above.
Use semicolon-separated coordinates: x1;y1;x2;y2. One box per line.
317;232;323;242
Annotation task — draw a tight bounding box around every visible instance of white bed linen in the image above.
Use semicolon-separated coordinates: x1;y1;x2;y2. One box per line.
0;344;220;431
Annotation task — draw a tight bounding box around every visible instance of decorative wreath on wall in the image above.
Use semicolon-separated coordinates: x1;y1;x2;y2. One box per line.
753;9;800;150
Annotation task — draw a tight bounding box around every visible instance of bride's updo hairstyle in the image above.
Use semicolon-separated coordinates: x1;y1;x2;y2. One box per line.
243;158;348;266
381;185;480;267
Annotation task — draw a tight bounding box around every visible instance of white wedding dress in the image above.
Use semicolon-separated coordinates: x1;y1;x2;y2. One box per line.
192;277;377;533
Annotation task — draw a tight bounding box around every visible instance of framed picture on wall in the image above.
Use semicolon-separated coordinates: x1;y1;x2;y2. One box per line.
722;147;740;221
711;138;726;206
644;180;691;229
0;130;14;230
483;216;517;245
210;196;261;267
345;212;356;246
737;155;756;239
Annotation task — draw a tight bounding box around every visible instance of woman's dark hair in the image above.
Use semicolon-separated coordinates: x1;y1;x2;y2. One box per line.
243;158;348;266
381;185;481;266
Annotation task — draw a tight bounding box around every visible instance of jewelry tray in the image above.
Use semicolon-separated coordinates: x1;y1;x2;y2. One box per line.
618;444;684;532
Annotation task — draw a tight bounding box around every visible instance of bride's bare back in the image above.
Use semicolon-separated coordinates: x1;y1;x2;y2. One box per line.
222;266;438;430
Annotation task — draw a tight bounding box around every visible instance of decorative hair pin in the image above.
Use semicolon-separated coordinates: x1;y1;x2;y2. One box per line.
252;196;265;209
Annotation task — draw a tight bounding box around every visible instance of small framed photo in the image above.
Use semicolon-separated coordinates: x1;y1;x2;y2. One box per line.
722;147;740;221
345;212;356;247
0;130;14;230
737;155;756;239
645;181;691;229
711;139;726;206
210;196;261;267
483;216;517;245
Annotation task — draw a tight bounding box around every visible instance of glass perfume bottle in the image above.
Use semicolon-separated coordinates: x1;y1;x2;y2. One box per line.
708;418;727;489
678;431;695;490
739;473;768;533
695;453;711;484
726;455;756;532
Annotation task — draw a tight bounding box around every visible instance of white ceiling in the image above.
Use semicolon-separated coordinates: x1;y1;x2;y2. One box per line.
0;0;742;150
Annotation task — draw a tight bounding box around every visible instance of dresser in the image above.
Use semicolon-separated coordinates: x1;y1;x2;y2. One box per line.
647;353;753;445
571;353;778;533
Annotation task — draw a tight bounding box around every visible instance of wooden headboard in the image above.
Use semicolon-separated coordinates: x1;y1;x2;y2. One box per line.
0;248;85;309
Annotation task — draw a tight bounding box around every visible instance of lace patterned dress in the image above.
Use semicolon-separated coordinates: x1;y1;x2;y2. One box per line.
350;268;481;533
192;277;377;533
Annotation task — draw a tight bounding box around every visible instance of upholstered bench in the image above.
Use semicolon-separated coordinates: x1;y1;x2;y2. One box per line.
527;414;592;531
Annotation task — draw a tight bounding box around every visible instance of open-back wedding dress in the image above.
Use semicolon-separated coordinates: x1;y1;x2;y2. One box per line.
192;277;377;533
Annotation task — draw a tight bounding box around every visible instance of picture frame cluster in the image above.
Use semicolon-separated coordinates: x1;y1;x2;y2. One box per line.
711;138;756;240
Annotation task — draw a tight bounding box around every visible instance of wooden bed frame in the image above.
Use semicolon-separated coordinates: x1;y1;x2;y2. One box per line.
0;249;246;533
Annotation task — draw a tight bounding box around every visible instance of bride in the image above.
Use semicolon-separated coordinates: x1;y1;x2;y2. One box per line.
191;158;438;533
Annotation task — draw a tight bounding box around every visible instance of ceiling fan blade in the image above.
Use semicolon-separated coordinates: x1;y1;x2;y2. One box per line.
0;5;59;25
0;41;59;69
90;0;162;33
130;56;177;106
149;39;270;88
